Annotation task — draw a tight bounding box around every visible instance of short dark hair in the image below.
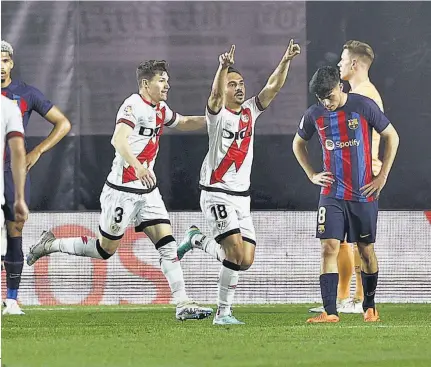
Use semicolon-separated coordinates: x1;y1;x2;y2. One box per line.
309;66;340;98
227;66;242;76
136;60;169;87
343;40;374;66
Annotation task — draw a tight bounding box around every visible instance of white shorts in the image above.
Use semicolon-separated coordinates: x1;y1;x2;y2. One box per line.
200;190;256;244
99;185;170;239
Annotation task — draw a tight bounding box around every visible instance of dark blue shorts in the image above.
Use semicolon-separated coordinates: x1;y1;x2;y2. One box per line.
316;195;378;244
3;170;31;222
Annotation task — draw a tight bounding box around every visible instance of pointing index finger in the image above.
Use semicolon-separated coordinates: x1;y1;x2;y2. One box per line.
229;44;235;57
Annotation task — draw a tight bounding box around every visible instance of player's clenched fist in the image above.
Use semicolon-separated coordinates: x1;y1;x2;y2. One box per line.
14;199;29;223
219;45;235;68
283;39;301;61
136;165;156;188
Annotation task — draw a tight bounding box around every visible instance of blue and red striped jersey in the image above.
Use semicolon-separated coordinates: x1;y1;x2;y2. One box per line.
2;79;54;170
297;93;390;202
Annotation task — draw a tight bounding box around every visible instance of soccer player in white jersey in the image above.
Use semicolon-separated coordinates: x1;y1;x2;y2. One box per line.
177;41;301;325
1;95;29;314
26;60;212;320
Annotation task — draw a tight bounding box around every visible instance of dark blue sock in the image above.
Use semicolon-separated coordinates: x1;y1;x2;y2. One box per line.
320;273;339;316
361;271;378;311
4;236;24;299
7;288;18;300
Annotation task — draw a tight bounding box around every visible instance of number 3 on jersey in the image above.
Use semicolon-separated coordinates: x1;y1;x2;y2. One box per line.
115;207;124;223
211;205;227;221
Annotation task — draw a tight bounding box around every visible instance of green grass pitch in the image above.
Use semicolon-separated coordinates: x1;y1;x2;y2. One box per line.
2;304;430;367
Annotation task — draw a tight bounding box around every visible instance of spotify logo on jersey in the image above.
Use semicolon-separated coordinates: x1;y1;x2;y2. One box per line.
325;139;360;151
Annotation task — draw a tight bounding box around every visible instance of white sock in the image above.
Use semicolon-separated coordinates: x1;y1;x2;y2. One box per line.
217;260;240;317
158;239;189;305
48;236;106;259
193;234;226;262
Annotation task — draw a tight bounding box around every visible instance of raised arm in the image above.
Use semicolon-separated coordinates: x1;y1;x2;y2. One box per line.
207;45;235;114
257;39;301;110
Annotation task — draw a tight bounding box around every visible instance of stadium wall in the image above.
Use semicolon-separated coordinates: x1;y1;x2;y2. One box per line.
3;211;430;306
1;1;431;211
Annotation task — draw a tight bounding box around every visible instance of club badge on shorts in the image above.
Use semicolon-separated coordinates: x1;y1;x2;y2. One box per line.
111;223;121;234
217;221;227;230
318;224;325;234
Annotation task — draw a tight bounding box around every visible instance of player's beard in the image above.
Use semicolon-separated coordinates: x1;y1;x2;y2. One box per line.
235;93;245;104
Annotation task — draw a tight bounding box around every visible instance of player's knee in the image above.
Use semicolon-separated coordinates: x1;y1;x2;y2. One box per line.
224;240;244;264
357;243;375;259
240;238;256;270
155;235;177;260
98;237;120;257
321;240;339;259
240;255;254;270
240;252;255;271
240;262;253;271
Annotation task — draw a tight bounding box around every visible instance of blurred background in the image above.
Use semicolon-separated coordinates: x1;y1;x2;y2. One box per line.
2;1;430;212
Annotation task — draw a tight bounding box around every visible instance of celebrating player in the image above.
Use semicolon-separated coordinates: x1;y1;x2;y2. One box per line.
309;40;386;314
26;60;213;320
177;41;301;325
293;66;399;323
1;96;29;313
1;40;71;315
